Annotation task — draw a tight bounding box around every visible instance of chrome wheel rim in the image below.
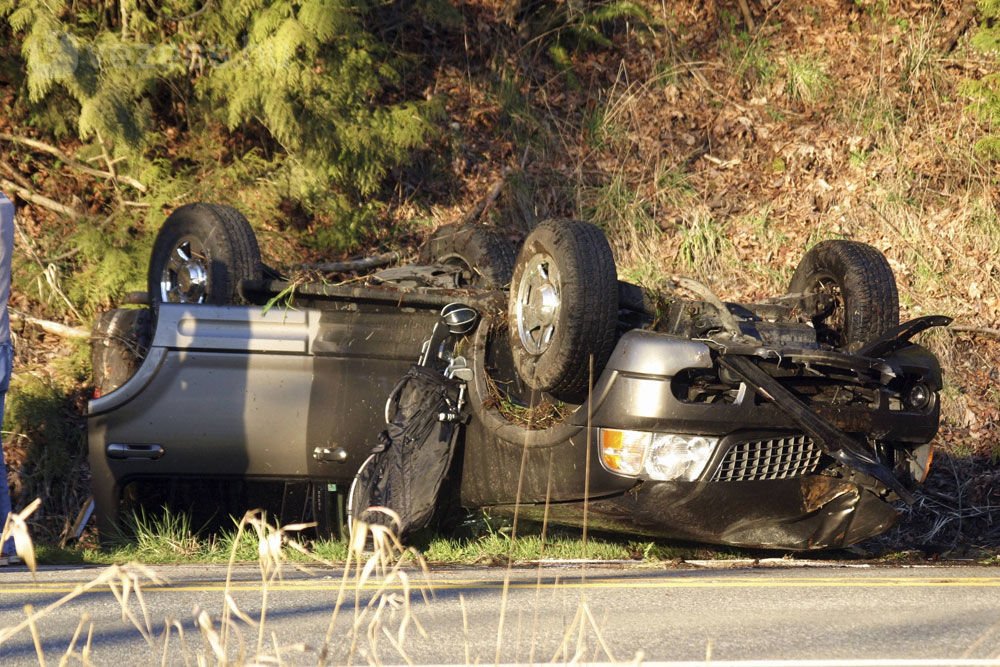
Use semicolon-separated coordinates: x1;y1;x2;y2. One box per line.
160;236;209;303
515;252;561;355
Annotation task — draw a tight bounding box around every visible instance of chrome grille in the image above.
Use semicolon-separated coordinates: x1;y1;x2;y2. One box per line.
712;435;823;482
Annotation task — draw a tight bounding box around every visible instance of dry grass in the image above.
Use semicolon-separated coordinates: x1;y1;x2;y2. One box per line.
0;503;643;664
482;372;570;429
0;506;442;664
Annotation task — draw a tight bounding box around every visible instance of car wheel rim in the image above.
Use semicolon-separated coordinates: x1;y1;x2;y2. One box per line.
161;236;209;303
515;252;561;355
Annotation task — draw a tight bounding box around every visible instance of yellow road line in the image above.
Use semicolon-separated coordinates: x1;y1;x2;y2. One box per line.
5;575;1000;595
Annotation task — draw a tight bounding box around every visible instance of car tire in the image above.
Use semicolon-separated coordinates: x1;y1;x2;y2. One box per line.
91;308;152;397
418;223;516;288
508;219;618;400
148;203;262;305
788;239;899;350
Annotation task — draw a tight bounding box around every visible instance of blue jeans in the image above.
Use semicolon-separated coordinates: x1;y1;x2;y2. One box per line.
0;342;13;555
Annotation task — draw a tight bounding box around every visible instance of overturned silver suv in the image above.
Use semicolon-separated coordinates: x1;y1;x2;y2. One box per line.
88;203;947;550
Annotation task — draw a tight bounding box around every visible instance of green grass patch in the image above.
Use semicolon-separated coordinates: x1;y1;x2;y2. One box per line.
423;530;689;564
784;56;831;105
42;509;717;566
720;23;777;93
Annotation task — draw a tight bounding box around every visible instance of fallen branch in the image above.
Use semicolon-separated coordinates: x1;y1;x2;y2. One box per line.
736;0;755;31
11;310;89;339
302;251;401;273
949;325;1000;339
0;158;32;192
458;166;512;227
0;177;81;220
0;132;146;193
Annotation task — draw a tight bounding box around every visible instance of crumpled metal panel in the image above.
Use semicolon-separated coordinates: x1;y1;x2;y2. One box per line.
499;475;900;551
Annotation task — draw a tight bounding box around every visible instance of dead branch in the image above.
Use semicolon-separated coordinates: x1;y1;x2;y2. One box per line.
0;132;147;193
302;251;402;273
11;310;89;339
0;158;31;190
458;166;512;227
0;177;81;220
949;325;1000;339
0;158;32;192
736;0;755;31
942;0;977;55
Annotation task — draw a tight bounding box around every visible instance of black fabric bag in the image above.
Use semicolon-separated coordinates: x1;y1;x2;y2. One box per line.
349;365;464;540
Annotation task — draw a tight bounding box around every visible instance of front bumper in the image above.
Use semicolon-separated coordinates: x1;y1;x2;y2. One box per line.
509;474;899;550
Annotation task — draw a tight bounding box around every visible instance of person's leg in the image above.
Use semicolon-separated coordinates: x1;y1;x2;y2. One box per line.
0;343;13;556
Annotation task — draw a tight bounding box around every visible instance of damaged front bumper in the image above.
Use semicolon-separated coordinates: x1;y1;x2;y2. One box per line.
466;315;948;550
515;474;900;550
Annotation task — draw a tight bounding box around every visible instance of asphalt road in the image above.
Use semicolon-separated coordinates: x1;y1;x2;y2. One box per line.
2;561;1000;665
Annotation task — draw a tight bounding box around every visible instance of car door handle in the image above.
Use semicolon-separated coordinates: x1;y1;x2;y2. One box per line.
312;447;348;463
106;443;165;460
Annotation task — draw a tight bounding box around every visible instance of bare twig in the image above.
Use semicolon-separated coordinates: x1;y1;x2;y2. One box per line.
0;177;81;219
0;132;146;193
302;251;401;274
94;129;119;191
10;310;89;339
12;221;85;322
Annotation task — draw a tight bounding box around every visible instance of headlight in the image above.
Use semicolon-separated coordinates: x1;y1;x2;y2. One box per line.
906;382;932;410
600;429;718;481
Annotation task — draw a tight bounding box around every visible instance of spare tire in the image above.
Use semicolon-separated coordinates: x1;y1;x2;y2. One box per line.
419;223;516;288
148;203;262;305
788;239;899;350
508;219;618;400
91;308;152;397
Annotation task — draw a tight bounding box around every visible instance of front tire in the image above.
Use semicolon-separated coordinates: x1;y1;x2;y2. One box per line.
508;219;618;400
148;203;262;305
789;240;899;350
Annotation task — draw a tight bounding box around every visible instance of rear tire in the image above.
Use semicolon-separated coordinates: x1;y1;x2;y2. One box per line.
508;219;618;400
419;224;516;288
148;203;262;305
788;240;899;350
91;308;151;397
